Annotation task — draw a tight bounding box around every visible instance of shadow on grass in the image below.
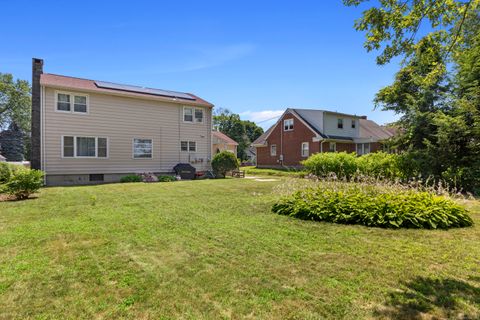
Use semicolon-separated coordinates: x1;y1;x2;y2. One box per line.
0;194;39;202
375;277;480;319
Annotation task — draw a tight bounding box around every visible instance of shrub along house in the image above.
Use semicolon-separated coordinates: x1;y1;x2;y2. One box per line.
252;108;394;167
30;58;214;185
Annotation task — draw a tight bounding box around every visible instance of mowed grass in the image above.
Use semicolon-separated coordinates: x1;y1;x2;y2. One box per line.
242;166;306;178
0;178;479;319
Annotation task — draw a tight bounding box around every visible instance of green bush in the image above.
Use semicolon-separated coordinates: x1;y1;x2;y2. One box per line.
3;168;44;200
272;184;473;229
0;162;13;184
302;151;410;181
302;152;358;179
211;151;239;178
356;152;402;180
158;175;176;182
120;175;142;183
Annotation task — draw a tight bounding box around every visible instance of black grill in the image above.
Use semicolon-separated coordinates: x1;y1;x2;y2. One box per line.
173;163;196;180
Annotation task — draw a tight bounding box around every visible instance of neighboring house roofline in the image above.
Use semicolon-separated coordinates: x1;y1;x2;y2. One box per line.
252;108;322;147
40;73;214;108
293;108;362;119
251;108;395;147
212;130;239;145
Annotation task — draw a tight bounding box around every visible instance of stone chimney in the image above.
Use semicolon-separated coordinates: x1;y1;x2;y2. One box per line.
31;58;43;170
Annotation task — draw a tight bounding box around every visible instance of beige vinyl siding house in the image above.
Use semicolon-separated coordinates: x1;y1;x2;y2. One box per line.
32;59;213;185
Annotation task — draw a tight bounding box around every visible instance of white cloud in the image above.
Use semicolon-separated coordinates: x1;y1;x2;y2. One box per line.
240;109;284;129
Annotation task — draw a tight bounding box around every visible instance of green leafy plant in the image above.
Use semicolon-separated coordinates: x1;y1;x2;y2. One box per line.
158;175;176;182
302;152;358;179
356;152;402;180
120;175;142;183
3;168;44;200
211;151;239;178
0;162;13;184
272;183;473;229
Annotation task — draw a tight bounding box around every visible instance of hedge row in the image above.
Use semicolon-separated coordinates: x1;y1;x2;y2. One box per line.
302;152;408;180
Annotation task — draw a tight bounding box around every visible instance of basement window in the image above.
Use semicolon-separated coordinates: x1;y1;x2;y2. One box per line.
89;174;104;182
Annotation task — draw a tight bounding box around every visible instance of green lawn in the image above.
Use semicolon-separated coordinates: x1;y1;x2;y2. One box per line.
242;166;307;178
0;178;479;319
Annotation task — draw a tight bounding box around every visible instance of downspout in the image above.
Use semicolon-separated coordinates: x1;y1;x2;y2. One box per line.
41;85;46;185
280;121;283;166
320;140;324;153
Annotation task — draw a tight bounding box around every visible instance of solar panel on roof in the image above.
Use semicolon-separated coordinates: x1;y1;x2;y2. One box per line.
94;81;196;101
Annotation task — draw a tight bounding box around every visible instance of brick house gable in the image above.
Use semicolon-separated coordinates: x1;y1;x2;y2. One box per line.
256;110;320;166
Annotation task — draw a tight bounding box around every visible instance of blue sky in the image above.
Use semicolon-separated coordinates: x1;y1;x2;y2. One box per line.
1;0;399;129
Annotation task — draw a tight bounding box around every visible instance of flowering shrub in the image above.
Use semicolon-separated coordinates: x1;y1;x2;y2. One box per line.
140;172;158;183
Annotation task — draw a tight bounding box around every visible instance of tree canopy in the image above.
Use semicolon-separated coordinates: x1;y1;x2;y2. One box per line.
343;0;479;65
0;73;31;132
213;108;264;161
345;1;480;192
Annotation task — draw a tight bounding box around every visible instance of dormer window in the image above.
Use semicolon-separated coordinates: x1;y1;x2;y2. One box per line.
56;91;88;114
351;119;356;129
284;119;294;131
337;118;343;129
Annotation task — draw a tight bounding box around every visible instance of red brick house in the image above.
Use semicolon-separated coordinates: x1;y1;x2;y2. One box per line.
252;108;394;167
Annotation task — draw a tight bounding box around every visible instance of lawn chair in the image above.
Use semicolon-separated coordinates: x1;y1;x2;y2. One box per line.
231;169;245;178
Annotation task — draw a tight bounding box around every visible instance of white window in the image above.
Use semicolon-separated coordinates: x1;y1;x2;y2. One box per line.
301;142;309;157
194;108;204;123
284;119;294;131
183;107;193;122
337;118;343;129
57;93;71;111
351;120;356;129
97;138;108;157
63;136;74;157
329;142;336;152
76;137;96;157
62;136;108;158
74;96;87;113
181;141;196;152
133;138;153;159
356;143;371;155
56;92;88;114
270;144;277;156
184;107;204;123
